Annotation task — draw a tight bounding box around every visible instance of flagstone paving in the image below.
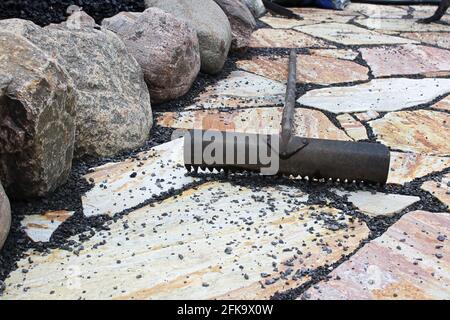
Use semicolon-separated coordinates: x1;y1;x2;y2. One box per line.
388;152;450;185
304;210;450;300
335;114;368;141
156;108;351;141
82;139;199;218
346;3;408;18
186;71;286;110
295;23;418;45
431;95;450;112
355;17;450;33
250;28;329;48
333;190;420;217
308;48;359;61
2;3;450;301
360;44;450;77
21;211;74;243
298;78;450;113
1;182;371;300
370;110;450;156
421;173;450;208
400;32;450;50
237;54;369;85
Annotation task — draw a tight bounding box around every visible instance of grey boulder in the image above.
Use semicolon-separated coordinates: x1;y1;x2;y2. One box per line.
145;0;232;75
103;8;201;104
0;181;11;250
0;30;76;198
244;0;266;18
214;0;256;51
0;18;153;158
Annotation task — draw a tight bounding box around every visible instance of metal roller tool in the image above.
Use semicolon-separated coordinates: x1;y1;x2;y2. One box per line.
183;50;390;184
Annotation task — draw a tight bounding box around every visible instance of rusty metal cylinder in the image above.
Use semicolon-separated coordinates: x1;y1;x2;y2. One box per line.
184;130;390;184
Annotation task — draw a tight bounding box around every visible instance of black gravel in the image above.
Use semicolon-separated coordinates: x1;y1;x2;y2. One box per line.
0;0;146;26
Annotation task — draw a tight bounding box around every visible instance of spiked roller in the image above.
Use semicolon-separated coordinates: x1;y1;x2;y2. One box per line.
184;50;390;184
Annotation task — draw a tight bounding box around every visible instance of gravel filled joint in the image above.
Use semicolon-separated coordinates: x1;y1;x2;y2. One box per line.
0;0;449;301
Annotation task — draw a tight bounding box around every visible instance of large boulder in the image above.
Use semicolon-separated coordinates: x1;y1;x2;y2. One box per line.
214;0;256;51
244;0;266;18
0;31;76;198
0;18;153;158
145;0;232;75
102;8;201;104
0;182;11;250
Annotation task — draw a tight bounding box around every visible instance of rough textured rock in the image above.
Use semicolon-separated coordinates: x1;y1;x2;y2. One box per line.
103;8;201;104
360;44;450;77
0;18;153;158
298;78;450;113
145;0;231;75
0;182;11;250
370;110;450;156
214;0;256;52
250;28;328;48
243;0;266;18
157;107;351;141
237;54;368;85
0;29;76;198
305;211;450;300
295;23;417;46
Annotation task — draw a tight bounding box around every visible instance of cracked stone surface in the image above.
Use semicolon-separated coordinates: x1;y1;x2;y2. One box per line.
1;182;370;300
370;110;450;156
356;17;450;33
237;54;368;85
388;152;450;185
401;32;450;50
298;78;450;113
260;13;353;28
305;210;450;300
295;23;417;46
360;44;450;77
354;110;380;122
347;3;408;18
421;173;450;208
157;107;351;140
333;190;420;217
21;211;74;243
432;95;450;112
82;139;199;218
336;114;368;141
187;70;286;109
308;48;359;61
249;28;329;48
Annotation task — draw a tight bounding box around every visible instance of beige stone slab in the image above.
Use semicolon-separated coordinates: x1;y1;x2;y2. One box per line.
187;70;286;109
298;78;450;113
308;48;359;61
259;16;313;29
2;182;370;300
305;210;450;300
82;138;199;218
295;23;418;46
289;7;358;17
388;152;450;185
347;3;408;18
334;190;420;217
21;211;74;243
336;113;368;141
156;107;351;141
355;17;450;32
411;5;450;23
360;44;450;77
432;95;450;111
237;54;368;85
400;32;450;50
354;110;380;122
370;110;450;156
421;173;450;207
249;28;330;48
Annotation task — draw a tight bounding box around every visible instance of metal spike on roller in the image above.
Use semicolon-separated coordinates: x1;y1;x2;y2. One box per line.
183;50;390;184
